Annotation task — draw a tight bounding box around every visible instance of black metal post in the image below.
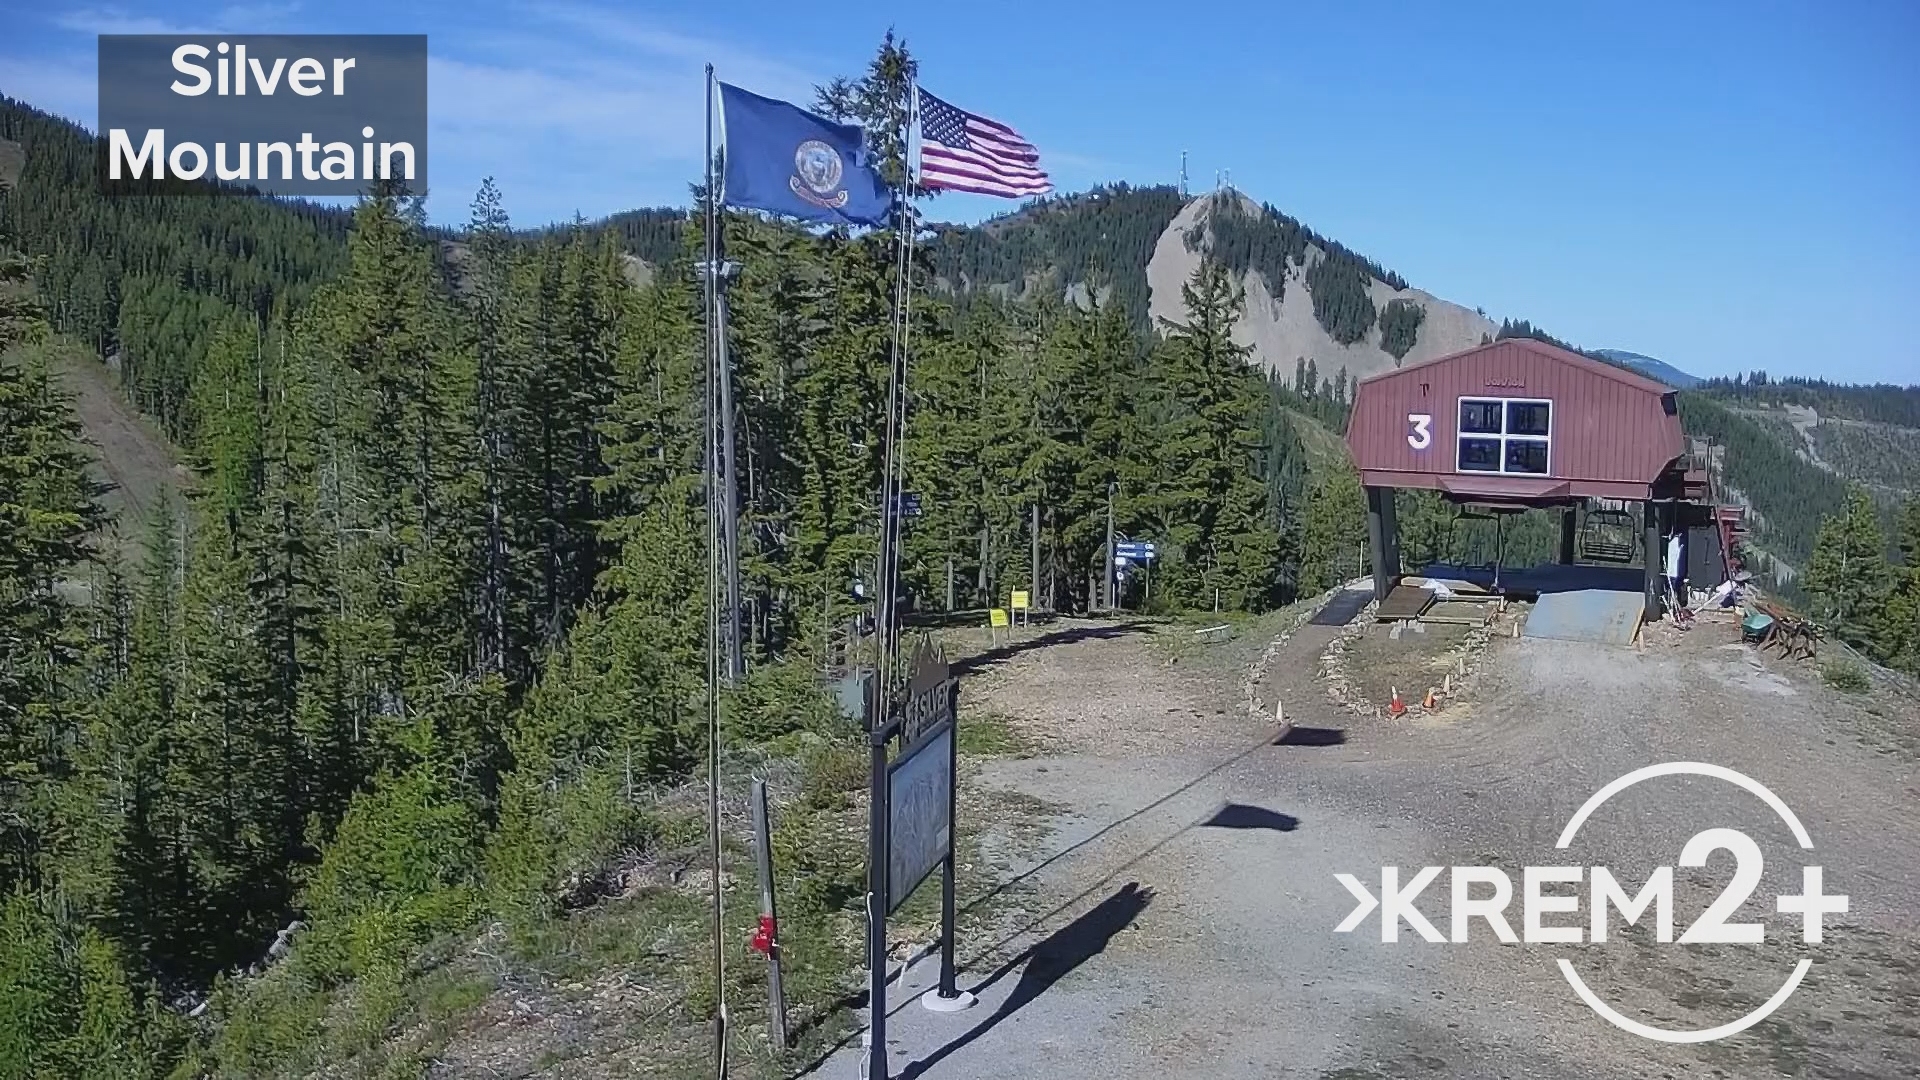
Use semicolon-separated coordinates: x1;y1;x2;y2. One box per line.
1105;480;1115;611
867;727;889;1080
1030;502;1040;623
1493;511;1505;593
700;63;729;1080
1651;495;1666;614
715;262;744;685
1379;487;1401;585
938;679;960;999
1363;485;1390;602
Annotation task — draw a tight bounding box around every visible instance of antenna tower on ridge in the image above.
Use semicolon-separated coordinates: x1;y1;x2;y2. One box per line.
1180;150;1188;198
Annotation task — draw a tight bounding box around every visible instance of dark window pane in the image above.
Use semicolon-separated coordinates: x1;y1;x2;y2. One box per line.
1505;439;1549;474
1507;401;1551;436
1458;437;1501;471
1460;400;1502;434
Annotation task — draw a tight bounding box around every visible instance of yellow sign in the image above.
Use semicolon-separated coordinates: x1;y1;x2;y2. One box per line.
1010;590;1030;610
989;608;1010;628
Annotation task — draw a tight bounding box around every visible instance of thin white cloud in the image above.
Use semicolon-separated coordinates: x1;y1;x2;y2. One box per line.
526;3;822;102
431;57;691;141
52;8;192;35
13;4;978;225
418;8;839;221
51;4;306;36
214;2;306;30
0;53;98;126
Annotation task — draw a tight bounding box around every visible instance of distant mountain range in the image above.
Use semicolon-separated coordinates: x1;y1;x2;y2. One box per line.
1592;348;1702;389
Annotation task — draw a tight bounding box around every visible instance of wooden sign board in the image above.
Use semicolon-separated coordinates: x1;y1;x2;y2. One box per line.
886;725;952;913
887;634;957;914
900;636;953;751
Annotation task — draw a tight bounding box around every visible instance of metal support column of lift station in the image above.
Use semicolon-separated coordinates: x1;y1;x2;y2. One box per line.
1364;485;1402;602
1643;499;1663;623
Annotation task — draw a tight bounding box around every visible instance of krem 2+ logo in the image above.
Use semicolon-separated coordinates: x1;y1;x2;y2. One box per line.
1333;762;1849;1044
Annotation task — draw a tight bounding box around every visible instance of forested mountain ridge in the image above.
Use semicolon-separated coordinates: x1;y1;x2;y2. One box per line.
0;135;24;189
1154;191;1497;382
1592;348;1701;388
1;95;352;443
922;186;1499;385
1677;374;1920;598
1;88;1552;403
923;183;1187;331
1697;373;1920;427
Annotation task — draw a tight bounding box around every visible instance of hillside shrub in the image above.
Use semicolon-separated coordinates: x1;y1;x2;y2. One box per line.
1821;658;1871;693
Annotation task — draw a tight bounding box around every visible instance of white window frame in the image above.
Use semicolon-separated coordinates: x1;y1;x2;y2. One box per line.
1455;396;1552;476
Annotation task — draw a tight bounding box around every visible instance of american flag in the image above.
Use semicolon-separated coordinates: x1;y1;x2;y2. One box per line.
916;89;1052;199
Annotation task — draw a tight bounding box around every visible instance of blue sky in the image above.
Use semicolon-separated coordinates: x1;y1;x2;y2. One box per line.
4;1;1917;385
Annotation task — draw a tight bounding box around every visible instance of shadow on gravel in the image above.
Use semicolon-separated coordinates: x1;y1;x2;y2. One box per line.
949;622;1149;677
899;883;1155;1080
1275;726;1347;747
796;673;1293;1073
1201;803;1300;832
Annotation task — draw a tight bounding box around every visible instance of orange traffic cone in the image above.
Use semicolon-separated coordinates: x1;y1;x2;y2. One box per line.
1422;687;1438;710
1388;687;1407;718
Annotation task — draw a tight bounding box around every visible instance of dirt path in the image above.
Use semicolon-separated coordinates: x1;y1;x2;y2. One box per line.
51;345;186;541
813;600;1920;1079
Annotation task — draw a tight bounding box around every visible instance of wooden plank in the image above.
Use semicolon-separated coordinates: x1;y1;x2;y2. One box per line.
1375;584;1436;622
1423;601;1493;626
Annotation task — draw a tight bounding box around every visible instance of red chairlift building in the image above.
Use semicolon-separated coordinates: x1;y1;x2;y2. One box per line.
1344;338;1712;620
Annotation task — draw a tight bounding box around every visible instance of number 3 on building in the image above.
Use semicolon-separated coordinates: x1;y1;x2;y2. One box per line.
1407;413;1432;450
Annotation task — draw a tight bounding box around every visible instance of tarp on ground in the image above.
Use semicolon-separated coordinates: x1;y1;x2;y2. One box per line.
1523;589;1645;646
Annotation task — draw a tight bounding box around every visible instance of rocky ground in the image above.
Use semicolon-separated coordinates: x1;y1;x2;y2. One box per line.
809;591;1920;1080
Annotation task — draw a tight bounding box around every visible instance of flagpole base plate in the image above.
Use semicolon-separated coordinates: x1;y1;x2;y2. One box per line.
920;989;976;1013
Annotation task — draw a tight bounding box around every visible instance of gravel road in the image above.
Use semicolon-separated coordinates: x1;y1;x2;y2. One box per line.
812;607;1920;1080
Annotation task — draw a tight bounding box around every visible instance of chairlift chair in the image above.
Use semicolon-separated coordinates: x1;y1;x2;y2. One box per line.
1449;505;1520;592
1579;508;1638;564
1443;508;1494;564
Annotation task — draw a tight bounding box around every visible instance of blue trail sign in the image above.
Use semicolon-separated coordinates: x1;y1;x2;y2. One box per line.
881;491;923;518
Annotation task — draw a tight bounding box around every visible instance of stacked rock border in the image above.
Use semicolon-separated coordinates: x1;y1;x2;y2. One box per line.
1242;581;1373;735
1321;609;1503;721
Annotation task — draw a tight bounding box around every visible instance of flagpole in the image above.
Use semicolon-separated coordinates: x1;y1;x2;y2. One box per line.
887;78;920;657
874;75;916;699
702;62;730;1080
865;70;919;1080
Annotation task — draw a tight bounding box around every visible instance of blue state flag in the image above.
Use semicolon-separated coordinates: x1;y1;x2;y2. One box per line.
719;82;891;228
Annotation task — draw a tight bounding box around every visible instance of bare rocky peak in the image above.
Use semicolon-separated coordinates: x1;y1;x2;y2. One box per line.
1145;192;1497;388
